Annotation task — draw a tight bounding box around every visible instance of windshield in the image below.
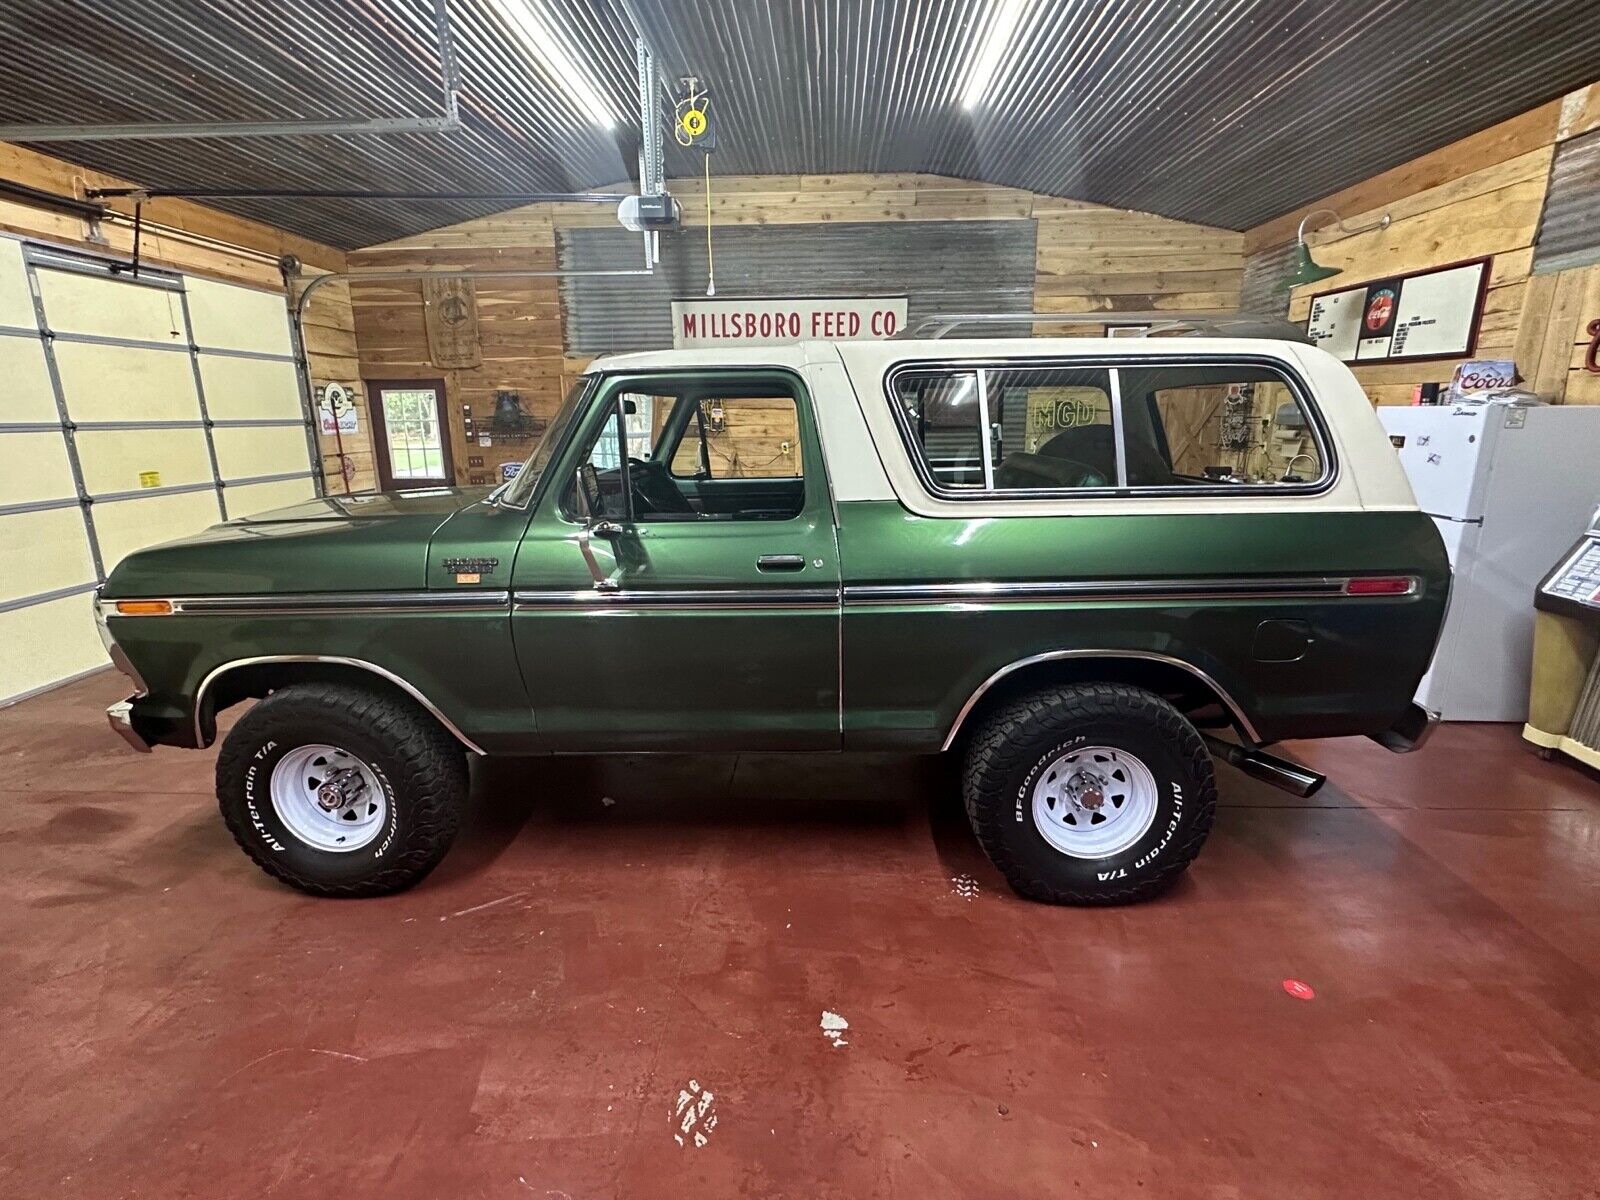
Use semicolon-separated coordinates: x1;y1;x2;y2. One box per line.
502;376;594;507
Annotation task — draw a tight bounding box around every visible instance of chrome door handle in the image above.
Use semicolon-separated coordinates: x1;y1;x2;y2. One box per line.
756;554;806;572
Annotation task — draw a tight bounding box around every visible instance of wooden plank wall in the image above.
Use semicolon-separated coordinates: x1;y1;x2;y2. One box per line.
348;173;1243;485
291;275;375;492
350;212;565;486
1247;82;1600;407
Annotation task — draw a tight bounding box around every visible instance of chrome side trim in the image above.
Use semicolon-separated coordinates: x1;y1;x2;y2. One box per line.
102;591;511;617
194;655;486;755
513;587;839;610
940;649;1264;752
847;577;1378;606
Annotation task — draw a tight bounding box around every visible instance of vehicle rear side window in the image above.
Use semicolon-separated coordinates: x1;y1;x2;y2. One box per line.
1118;364;1325;487
987;367;1117;491
892;370;985;488
888;358;1327;496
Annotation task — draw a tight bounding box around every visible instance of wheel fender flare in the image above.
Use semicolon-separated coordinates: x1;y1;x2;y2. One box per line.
940;649;1262;752
194;655;485;755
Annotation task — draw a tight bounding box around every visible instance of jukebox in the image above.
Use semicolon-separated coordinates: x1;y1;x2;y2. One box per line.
1524;501;1600;770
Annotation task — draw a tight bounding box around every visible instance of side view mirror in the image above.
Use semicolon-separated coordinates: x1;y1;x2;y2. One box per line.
573;462;602;523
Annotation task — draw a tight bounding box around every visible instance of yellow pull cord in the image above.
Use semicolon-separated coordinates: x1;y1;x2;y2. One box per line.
704;153;716;297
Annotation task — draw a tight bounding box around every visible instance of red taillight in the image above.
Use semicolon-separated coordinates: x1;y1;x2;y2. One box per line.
1344;577;1414;596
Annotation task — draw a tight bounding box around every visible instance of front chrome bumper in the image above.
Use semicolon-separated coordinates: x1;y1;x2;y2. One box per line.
98;588;155;753
106;698;152;753
1369;702;1441;754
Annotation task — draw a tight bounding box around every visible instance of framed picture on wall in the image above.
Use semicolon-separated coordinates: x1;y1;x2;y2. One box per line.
1304;257;1491;365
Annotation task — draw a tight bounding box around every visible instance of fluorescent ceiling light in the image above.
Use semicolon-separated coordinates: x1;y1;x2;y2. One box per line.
961;0;1030;110
490;0;615;129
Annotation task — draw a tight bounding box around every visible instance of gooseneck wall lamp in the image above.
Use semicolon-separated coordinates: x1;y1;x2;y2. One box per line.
1288;208;1393;289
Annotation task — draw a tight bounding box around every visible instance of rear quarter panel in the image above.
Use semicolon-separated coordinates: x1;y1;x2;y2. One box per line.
838;503;1449;749
826;339;1448;750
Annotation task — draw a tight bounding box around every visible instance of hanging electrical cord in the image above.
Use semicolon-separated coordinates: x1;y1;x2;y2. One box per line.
704;152;716;297
672;75;718;298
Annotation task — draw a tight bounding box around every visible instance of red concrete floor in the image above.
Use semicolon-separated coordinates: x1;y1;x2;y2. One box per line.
2;672;1599;1199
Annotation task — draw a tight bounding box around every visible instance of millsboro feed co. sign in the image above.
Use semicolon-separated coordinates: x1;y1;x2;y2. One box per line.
670;297;909;347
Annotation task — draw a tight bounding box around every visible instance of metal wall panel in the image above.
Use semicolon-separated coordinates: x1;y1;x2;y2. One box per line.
1;1;1597;243
197;357;306;422
1240;242;1299;319
0;508;95;606
0;592;107;705
0;335;64;424
228;476;318;519
558;219;1037;353
1534;128;1600;274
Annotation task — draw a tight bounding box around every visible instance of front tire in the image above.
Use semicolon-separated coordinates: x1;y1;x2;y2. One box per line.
216;682;467;897
963;683;1217;905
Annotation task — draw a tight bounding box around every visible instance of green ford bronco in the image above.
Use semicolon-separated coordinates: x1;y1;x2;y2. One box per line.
98;336;1448;904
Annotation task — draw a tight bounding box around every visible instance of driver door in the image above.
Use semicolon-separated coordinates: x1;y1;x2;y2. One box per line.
510;369;841;751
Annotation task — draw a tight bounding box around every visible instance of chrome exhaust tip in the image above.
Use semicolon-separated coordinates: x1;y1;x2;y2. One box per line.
1202;735;1324;799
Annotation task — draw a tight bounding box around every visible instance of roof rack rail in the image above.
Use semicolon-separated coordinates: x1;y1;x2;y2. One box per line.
902;311;1310;343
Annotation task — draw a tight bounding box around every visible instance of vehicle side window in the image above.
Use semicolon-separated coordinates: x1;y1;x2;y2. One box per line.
889;360;1327;495
560;398;633;520
891;370;985;488
1118;364;1325;486
669;396;803;480
562;375;808;522
988;367;1116;491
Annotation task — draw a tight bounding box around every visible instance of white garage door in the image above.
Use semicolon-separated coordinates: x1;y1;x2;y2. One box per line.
0;236;319;704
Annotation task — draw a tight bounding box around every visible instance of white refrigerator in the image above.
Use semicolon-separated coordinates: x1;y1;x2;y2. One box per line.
1377;403;1600;722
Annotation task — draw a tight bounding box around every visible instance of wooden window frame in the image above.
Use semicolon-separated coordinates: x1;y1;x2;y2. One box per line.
366;378;454;491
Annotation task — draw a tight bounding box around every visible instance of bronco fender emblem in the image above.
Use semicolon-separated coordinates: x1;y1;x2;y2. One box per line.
442;556;499;585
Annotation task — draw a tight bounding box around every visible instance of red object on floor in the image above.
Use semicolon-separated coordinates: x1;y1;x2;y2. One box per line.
1282;978;1316;1000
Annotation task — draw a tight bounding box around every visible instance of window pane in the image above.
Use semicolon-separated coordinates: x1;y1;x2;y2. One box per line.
671;397;802;480
988;367;1116;491
892;371;984;488
621;394;656;460
565;377;806;522
566;403;629;517
382;388;443;480
1118;364;1323;486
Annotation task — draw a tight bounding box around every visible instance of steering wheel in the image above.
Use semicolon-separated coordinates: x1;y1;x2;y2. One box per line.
626;456;695;515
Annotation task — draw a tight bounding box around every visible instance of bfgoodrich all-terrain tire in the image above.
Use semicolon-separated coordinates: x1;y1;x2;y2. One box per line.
216;682;467;897
963;683;1217;905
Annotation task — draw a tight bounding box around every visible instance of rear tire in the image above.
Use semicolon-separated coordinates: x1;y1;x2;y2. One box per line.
216;682;467;897
963;683;1217;905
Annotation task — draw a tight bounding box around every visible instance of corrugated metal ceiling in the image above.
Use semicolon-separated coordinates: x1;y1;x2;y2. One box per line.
0;0;1594;249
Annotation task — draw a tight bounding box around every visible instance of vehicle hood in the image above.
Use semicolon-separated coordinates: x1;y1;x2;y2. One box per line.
102;487;495;597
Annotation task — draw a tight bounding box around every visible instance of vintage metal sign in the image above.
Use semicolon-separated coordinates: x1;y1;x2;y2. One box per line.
670;296;908;347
